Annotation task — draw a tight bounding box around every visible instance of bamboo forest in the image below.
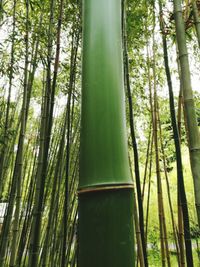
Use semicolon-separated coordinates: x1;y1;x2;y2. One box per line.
1;0;200;266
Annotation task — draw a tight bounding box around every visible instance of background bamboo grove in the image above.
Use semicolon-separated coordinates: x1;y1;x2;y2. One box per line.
0;0;200;266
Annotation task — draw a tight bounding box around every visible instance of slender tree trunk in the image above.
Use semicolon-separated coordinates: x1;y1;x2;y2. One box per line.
152;11;168;265
175;45;186;267
122;1;147;266
160;2;194;266
127;155;144;267
173;0;200;228
28;0;56;265
0;0;16;196
142;128;152;199
61;29;80;266
9;1;29;266
145;132;153;243
40;2;64;265
0;1;30;264
192;0;200;48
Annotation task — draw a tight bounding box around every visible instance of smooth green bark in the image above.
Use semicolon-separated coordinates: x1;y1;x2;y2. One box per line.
80;0;132;188
79;0;135;266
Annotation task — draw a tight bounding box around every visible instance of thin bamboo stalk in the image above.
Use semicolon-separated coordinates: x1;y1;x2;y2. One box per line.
192;0;200;47
123;1;147;265
160;3;194;266
173;0;200;230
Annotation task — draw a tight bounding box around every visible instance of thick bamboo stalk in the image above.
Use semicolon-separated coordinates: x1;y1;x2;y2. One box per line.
79;1;135;266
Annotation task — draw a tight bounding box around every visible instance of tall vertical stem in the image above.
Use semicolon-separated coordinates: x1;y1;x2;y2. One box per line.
173;0;200;229
79;1;135;266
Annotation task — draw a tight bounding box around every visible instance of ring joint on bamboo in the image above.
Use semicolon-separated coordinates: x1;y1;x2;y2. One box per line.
184;98;194;103
78;184;134;194
190;147;200;152
178;52;188;59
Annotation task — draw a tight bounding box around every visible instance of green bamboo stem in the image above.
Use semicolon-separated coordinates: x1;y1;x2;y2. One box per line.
145;132;153;244
79;1;135;266
16;142;37;266
175;45;186;267
173;0;200;229
28;71;48;267
128;156;145;267
160;3;194;266
61;27;79;267
0;3;30;259
9;2;29;266
142;128;152;200
152;15;168;265
192;0;200;48
158;107;180;265
28;0;56;265
0;0;16;196
41;122;65;266
123;2;147;264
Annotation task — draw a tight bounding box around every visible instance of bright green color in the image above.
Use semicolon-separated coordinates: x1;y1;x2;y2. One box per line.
80;0;132;189
79;0;135;266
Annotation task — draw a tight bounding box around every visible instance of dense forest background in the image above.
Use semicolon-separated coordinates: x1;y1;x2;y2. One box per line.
0;0;200;266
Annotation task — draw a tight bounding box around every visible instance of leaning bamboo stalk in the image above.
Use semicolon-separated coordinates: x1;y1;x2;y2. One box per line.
142;128;152;200
79;1;135;266
145;133;153;243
